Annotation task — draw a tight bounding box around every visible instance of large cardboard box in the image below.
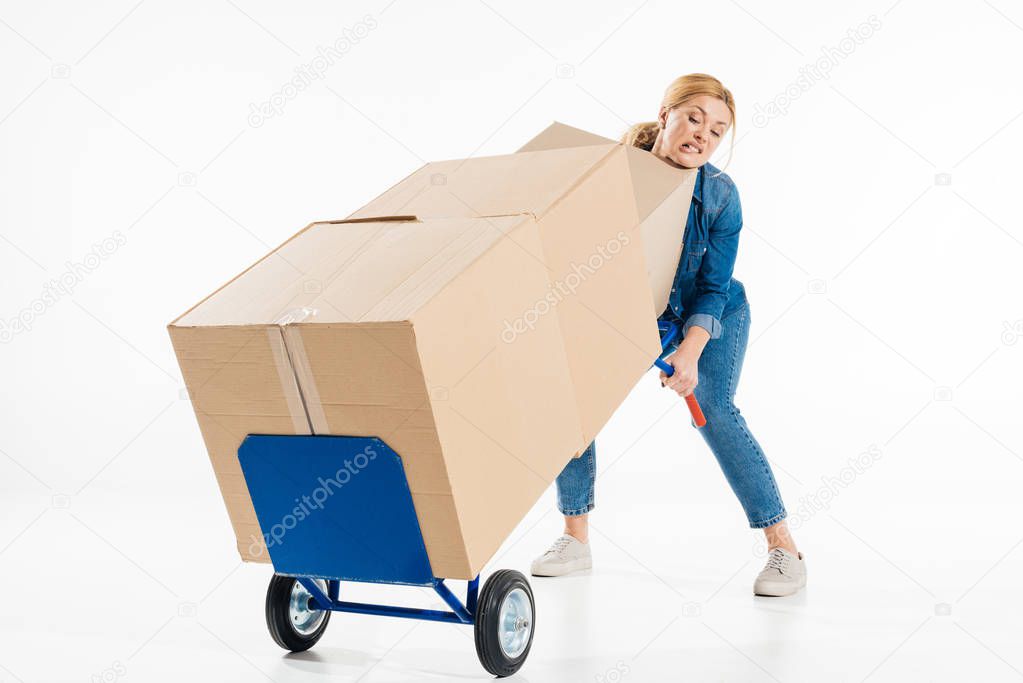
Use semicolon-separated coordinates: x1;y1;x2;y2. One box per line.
169;123;697;579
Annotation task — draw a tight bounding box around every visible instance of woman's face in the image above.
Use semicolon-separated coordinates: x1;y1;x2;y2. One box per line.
654;95;732;169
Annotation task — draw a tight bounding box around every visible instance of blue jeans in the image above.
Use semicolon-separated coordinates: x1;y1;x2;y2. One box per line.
555;301;788;529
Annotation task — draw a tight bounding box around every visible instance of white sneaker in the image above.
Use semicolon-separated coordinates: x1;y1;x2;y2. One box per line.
753;547;807;596
530;534;592;577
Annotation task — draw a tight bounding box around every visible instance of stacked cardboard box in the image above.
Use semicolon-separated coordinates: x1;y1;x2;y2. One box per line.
169;123;697;579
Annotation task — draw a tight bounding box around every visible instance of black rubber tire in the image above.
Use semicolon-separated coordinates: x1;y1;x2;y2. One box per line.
474;569;535;677
265;574;331;652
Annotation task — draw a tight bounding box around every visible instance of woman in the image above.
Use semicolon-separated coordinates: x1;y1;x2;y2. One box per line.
530;74;806;597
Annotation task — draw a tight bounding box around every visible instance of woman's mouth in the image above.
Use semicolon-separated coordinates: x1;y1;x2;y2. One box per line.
680;142;702;154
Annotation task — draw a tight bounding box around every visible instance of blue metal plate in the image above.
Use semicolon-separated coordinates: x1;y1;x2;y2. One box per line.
238;435;435;585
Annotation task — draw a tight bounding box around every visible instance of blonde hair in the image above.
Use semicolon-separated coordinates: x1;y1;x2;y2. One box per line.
621;73;736;173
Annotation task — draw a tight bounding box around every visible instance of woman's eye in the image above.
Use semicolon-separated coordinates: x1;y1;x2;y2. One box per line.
689;116;699;124
712;131;721;138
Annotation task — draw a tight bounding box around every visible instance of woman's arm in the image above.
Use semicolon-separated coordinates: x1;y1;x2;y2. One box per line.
684;182;743;340
660;325;709;396
661;182;743;397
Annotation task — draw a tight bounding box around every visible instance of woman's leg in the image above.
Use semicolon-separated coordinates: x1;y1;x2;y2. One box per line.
530;443;596;576
689;303;796;552
554;441;596;542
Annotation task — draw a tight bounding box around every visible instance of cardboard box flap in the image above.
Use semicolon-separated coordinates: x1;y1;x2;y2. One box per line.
620;146;698;314
621;144;697;223
638;178;700;314
173;215;535;327
348;144;619;222
515;121;617;153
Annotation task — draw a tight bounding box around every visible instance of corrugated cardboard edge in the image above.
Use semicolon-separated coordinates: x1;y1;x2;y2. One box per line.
407;320;471;578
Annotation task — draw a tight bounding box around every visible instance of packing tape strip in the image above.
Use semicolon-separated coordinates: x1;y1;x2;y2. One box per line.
273;306;318;326
283;326;330;435
265;327;312;434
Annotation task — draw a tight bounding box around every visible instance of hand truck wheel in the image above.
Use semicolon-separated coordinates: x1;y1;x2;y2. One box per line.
474;569;535;677
265;574;331;652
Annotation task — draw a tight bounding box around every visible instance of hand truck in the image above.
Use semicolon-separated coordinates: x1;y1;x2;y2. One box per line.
236;320;704;677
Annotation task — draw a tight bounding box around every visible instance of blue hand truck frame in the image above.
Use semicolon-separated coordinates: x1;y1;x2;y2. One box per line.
236;320;682;677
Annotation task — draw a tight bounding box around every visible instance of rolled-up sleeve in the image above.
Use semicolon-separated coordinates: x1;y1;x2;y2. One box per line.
682;312;721;339
684;183;742;340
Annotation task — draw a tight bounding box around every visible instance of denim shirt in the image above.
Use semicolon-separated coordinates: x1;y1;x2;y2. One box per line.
659;161;748;340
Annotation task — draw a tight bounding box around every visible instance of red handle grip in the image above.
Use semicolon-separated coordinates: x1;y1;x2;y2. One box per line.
654;356;707;428
685;394;707;428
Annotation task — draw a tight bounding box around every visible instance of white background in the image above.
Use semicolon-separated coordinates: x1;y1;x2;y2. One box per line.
2;1;1022;681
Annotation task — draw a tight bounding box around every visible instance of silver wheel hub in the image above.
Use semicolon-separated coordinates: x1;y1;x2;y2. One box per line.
497;587;532;658
288;580;328;636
